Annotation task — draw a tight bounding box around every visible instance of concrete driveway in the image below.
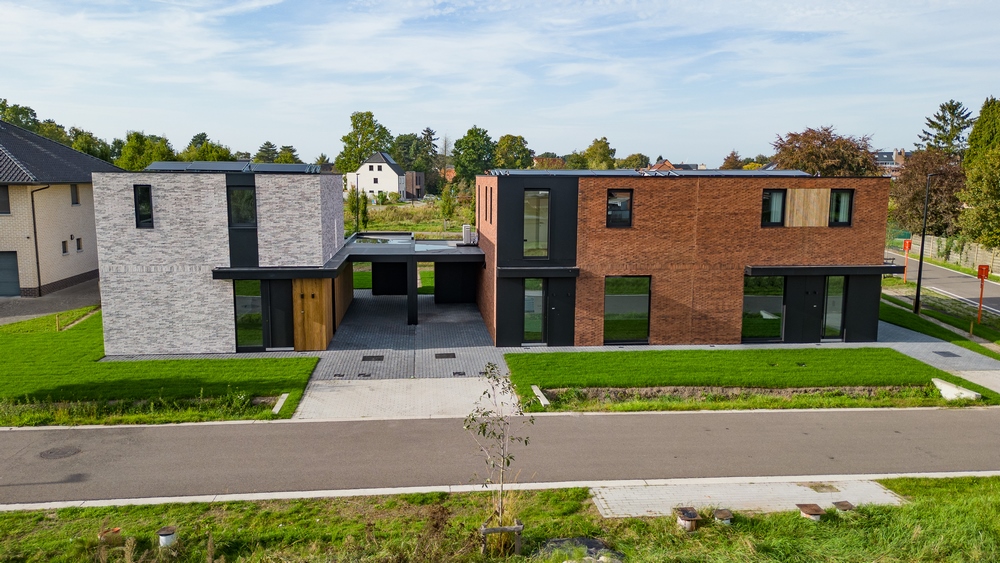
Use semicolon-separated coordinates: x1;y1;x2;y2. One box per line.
0;279;101;325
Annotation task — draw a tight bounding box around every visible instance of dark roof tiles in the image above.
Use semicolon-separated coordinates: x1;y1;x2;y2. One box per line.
0;120;120;183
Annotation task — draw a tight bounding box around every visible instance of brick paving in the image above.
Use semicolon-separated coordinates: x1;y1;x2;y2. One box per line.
592;479;904;517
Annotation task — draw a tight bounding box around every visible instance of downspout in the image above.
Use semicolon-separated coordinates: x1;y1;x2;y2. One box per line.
30;185;51;297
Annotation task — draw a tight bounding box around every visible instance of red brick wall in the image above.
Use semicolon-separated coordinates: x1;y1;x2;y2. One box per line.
574;176;890;346
476;176;499;342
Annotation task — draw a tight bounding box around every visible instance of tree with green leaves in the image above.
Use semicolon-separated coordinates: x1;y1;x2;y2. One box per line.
314;153;330;165
114;131;176;171
178;134;235;162
583;137;616;170
494;134;534;169
253;141;279;163
891;150;965;236
70;128;113;162
417;127;441;193
389;132;421;171
959;97;1000;247
36;119;70;145
334;111;392;174
234;151;251;160
771;126;879;176
615;153;650;169
965;97;1000;171
536;151;558;158
345;183;369;234
720;150;742;170
916;100;975;157
452;126;496;185
563;152;587;169
275;145;303;164
0;98;39;130
439;183;456;230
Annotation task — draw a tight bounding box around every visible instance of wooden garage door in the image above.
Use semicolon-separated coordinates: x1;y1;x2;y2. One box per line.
0;252;19;296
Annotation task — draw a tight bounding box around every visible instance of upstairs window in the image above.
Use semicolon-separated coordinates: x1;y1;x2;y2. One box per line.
76;238;83;252
134;185;153;228
0;185;9;214
378;165;383;171
829;189;854;226
71;184;80;205
374;177;379;184
369;165;374;171
227;186;257;227
607;189;633;228
523;189;550;258
761;189;785;227
61;241;68;255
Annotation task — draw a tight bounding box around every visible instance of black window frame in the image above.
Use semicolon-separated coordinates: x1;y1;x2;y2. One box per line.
70;184;80;206
133;185;154;229
377;165;382;171
374;177;379;184
369;165;374;171
606;189;633;228
523;188;551;259
828;189;854;227
61;240;68;255
761;189;786;227
76;238;83;252
603;275;652;344
0;185;9;215
227;186;258;228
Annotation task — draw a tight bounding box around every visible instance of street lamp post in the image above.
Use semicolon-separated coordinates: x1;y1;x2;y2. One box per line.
913;173;939;314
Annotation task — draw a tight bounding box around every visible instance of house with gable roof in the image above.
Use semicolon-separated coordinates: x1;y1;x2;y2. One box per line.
0;120;120;297
353;152;406;199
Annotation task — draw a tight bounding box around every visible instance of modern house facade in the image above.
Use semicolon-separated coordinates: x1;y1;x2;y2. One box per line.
93;162;347;355
0;120;120;297
354;152;405;199
475;170;900;347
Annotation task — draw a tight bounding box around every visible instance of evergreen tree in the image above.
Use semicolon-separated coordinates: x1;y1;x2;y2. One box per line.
177;135;235;162
253;141;279;163
275;145;303;164
965;97;1000;171
314;153;331;165
916;99;975;156
719;150;742;169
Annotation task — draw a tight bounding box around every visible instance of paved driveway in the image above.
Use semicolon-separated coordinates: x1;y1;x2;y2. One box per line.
0;279;101;325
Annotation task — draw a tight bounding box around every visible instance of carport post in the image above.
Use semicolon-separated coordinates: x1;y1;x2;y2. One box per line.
407;257;418;325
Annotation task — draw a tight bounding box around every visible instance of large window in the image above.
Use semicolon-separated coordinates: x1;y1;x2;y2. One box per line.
234;280;263;350
228;186;259;268
133;185;153;228
228;187;257;226
523;189;549;258
823;276;846;338
742;276;783;340
0;185;9;214
829;190;854;226
70;184;79;205
604;276;650;343
607;189;633;228
761;189;785;226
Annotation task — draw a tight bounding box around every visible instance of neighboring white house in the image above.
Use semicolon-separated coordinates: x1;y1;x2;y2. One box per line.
354;152;405;198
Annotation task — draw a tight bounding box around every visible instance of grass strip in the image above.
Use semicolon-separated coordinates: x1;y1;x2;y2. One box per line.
879;301;1000;363
883;291;1000;343
0;305;97;335
0;313;316;425
3;478;999;562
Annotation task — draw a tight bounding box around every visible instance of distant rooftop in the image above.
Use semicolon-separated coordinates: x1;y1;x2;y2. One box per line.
487;169;812;178
0;120;120;183
144;161;327;174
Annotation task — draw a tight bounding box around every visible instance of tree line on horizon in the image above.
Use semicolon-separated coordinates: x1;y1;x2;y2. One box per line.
4;95;1000;249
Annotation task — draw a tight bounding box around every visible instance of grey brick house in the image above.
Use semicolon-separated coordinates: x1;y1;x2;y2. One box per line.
92;162;347;355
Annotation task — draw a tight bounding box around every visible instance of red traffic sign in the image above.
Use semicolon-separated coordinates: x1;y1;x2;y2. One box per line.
979;265;990;280
903;239;912;251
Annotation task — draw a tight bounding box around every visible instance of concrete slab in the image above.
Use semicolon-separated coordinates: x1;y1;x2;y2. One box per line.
294;378;512;420
592;480;904;517
932;378;981;400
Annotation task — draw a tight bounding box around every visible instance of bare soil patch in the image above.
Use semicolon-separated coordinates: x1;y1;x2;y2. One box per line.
544;385;925;401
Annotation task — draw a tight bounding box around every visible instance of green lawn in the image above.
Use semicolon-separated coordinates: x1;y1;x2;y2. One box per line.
879;300;1000;363
2;477;999;562
506;347;996;411
0;309;317;425
353;269;435;294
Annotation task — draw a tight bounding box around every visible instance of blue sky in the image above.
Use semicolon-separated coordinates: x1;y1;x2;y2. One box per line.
2;0;997;166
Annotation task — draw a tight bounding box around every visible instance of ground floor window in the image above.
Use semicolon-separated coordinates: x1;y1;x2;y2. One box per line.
742;276;783;340
524;278;545;343
604;276;650;343
234;280;263;349
823;276;846;338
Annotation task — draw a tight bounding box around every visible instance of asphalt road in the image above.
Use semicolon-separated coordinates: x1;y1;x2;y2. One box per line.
3;409;1000;505
887;250;1000;313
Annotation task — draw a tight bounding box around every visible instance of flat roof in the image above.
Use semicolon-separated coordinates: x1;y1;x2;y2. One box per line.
487;169;813;178
212;233;484;280
145;161;329;174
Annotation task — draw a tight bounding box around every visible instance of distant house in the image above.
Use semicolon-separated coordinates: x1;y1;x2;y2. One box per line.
404;171;425;199
0;120;120;297
646;158;675;171
354;152;405;199
875;149;910;178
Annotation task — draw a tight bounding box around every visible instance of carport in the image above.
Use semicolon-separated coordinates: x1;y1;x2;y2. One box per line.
332;233;484;325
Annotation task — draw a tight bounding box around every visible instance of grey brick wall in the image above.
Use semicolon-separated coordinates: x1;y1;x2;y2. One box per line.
320;174;344;263
258;175;328;267
93;172;235;355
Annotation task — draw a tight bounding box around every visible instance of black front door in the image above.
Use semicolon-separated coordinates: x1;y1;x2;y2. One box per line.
266;280;294;349
784;276;826;343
